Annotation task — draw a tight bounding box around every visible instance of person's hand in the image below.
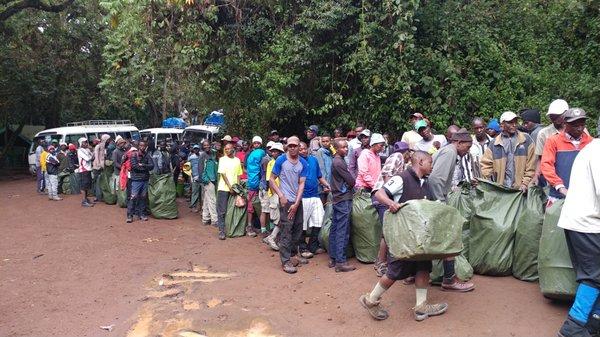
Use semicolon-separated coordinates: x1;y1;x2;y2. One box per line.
558;187;568;197
229;190;236;195
279;195;288;208
287;202;299;220
520;184;528;193
531;174;539;186
322;185;331;193
388;202;404;213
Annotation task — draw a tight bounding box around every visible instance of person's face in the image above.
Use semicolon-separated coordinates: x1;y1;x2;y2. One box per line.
270;134;279;142
502;119;518;135
242;143;250;152
320;136;331;149
418;127;433;141
193;147;200;154
487;129;498;138
473;120;486;138
383;134;389;143
418;157;433;176
306;130;316;140
456;141;473;157
224;144;235;157
336;141;349;157
81;141;88;148
60;145;67;151
565;119;586;139
271;150;283;159
139;141;147;152
522;120;535;132
159;143;167;151
359;136;370;146
371;143;384;153
214;142;222;151
202;142;211;153
550;114;565;129
334;130;342;138
287;143;299;157
252;141;261;149
299;143;308;157
403;151;411;162
355;126;364;134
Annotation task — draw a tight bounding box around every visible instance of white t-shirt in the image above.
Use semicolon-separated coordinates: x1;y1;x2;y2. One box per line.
414;135;447;153
382;175;404;202
557;139;600;233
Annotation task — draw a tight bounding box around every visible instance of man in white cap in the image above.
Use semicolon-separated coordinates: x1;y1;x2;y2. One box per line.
401;113;425;150
533;99;568;185
77;137;95;207
481;111;536;191
245;136;266;237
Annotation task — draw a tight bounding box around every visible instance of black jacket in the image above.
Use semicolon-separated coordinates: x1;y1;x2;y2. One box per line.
129;150;154;181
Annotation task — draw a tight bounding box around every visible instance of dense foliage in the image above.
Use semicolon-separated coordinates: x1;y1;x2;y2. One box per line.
1;0;599;138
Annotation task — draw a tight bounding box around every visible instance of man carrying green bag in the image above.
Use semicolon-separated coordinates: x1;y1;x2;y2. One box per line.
359;151;449;322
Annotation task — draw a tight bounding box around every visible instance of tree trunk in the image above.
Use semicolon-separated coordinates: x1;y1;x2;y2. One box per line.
0;122;25;166
162;68;171;121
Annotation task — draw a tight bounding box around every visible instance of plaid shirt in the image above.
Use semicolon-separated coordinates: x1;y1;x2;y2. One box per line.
374;152;405;191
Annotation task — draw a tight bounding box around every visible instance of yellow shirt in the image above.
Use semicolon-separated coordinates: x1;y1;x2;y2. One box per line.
266;159;280;196
40;151;48;172
217;155;242;192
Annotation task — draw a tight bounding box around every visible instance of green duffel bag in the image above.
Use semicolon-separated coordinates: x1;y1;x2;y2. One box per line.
99;165;117;205
538;200;577;300
430;255;473;285
447;184;476;260
69;172;80;194
115;175;127;208
383;200;465;261
318;212;354;258
351;190;382;263
469;180;522;276
225;195;247;238
512;186;547;281
59;172;71;195
148;173;178;219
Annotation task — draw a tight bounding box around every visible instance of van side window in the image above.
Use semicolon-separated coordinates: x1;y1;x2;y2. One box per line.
65;134;86;146
87;133;98;142
117;131;132;140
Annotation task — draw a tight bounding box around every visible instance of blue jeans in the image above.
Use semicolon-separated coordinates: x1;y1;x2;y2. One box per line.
36;167;45;192
127;180;148;217
330;199;352;264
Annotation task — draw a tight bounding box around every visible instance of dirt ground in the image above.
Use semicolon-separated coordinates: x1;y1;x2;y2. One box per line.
0;178;570;337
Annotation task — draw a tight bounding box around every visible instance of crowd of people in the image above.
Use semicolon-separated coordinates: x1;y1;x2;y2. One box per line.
32;99;600;335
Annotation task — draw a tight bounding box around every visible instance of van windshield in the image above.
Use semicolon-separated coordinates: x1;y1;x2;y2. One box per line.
183;130;212;145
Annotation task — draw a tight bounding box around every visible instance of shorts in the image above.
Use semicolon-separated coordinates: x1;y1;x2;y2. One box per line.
79;171;92;190
259;190;270;211
269;194;280;225
302;197;324;230
247;190;259;213
386;257;432;281
565;229;600;288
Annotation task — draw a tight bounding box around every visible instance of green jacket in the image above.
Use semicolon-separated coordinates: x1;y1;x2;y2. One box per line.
202;152;218;184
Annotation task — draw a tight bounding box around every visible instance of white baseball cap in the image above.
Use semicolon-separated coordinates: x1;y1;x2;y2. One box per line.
369;133;385;146
270;142;284;153
252;136;263;144
266;141;274;149
500;111;518;123
359;129;371;138
547;99;569;116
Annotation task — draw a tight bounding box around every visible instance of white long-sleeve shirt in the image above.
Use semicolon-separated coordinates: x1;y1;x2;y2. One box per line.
558;139;600;233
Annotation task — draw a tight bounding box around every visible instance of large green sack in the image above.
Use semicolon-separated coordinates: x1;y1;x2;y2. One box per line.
148;173;178;219
430;255;473;285
512;186;547;281
383;200;465;260
225;195;247;238
99;165;117;205
447;184;476;260
351;190;382;263
469;180;522;276
538;200;577;300
69;173;80;194
115;174;127;208
318;206;354;258
59;172;71;194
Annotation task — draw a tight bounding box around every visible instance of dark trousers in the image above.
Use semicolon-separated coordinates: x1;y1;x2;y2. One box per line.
36;167;45;192
127;180;148;217
93;169;103;201
330;199;352;264
279;202;304;264
216;191;230;234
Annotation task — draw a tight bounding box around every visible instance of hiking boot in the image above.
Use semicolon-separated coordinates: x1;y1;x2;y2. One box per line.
315;248;326;255
290;256;308;266
441;277;475;292
282;262;297;274
218;232;226;240
140;216;149;221
246;226;257;237
359;294;389;320
126;217;133;223
335;262;357;273
263;236;279;251
81;201;94;207
52;196;63;201
328;259;336;268
414;302;448;321
300;251;314;259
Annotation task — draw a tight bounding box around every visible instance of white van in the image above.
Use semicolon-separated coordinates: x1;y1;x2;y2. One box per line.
28;120;140;173
182;124;221;145
140;128;184;148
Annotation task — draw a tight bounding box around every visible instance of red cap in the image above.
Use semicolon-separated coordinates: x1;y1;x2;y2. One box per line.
68;144;76;151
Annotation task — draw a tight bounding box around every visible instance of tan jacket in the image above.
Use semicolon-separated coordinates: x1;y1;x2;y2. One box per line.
480;131;536;188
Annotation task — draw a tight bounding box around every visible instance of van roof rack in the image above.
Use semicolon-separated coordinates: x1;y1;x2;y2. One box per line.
66;120;134;127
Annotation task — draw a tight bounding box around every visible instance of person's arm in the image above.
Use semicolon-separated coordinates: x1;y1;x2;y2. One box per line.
428;150;454;202
374;175;404;213
336;159;356;188
144;153;154;172
112;151;121;170
520;139;536;191
287;176;306;220
539;138;565;195
480;147;494;180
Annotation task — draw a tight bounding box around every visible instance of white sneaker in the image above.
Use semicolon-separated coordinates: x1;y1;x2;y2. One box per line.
264;236;279;251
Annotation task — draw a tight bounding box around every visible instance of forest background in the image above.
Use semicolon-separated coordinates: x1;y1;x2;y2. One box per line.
1;0;599;140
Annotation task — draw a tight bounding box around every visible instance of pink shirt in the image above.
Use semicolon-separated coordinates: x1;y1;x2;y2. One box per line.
355;149;381;189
